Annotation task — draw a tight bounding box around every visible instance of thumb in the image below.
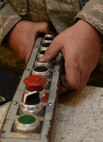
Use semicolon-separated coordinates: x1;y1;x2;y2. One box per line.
39;37;62;62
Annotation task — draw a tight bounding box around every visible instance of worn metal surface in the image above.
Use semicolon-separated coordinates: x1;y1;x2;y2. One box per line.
0;35;61;142
1;86;103;142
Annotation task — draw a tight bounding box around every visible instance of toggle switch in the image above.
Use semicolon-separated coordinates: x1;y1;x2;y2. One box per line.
23;91;40;105
20;91;44;115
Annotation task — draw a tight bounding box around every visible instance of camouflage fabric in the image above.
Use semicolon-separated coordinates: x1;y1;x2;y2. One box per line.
0;0;103;43
0;0;103;74
0;1;21;45
76;0;103;35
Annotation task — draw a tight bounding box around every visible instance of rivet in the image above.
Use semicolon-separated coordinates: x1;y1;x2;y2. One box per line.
48;103;53;107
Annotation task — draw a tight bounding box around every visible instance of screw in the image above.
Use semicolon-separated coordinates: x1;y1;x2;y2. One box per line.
48;103;53;107
55;69;59;72
25;68;30;71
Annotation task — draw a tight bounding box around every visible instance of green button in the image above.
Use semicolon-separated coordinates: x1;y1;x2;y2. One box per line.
18;114;36;124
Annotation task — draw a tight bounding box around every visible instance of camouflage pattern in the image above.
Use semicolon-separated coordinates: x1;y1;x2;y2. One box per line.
76;0;103;35
0;0;103;74
0;0;103;43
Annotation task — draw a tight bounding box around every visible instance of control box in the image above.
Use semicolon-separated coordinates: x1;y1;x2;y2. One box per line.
0;34;61;142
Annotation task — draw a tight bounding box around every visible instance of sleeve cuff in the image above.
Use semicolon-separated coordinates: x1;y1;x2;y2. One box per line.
75;0;103;35
0;3;22;44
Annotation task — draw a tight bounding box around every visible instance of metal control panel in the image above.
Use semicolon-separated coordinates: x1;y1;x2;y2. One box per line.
0;34;61;142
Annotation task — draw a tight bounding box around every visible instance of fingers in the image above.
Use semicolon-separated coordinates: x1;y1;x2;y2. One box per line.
79;66;91;89
65;57;81;89
65;58;91;91
25;22;50;63
39;37;62;62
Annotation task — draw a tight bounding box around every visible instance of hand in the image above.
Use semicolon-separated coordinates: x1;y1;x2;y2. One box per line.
40;20;102;91
7;20;50;63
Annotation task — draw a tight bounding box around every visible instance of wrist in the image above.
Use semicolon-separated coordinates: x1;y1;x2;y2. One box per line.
75;19;102;42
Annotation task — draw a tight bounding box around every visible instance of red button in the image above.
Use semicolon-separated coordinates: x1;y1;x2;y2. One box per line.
24;75;47;91
42;92;49;103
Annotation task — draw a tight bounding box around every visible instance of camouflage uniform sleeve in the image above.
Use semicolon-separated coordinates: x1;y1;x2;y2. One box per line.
75;0;103;35
0;0;22;44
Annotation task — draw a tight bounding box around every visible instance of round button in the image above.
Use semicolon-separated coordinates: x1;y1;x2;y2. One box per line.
41;41;51;47
35;59;50;67
18;114;36;124
34;66;48;72
32;66;49;77
38;50;46;58
24;75;47;91
39;50;46;55
14;114;40;132
44;34;55;40
41;40;51;50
